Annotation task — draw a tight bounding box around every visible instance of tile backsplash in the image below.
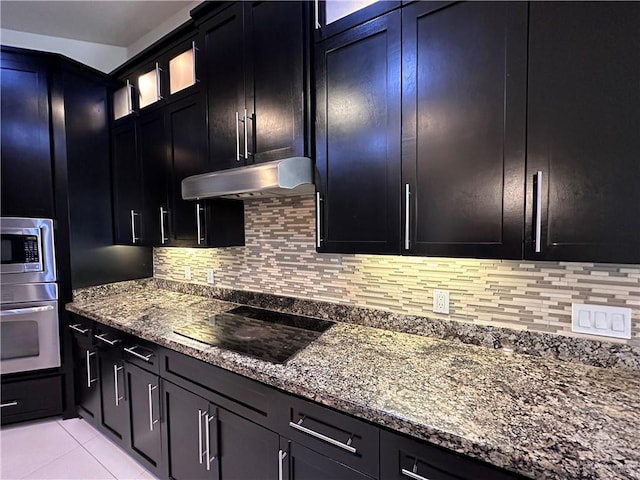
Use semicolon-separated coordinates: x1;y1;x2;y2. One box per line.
154;197;640;346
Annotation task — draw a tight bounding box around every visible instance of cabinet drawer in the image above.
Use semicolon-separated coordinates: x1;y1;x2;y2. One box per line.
1;375;62;424
123;339;159;374
285;395;380;478
380;429;526;480
160;347;281;428
68;314;94;340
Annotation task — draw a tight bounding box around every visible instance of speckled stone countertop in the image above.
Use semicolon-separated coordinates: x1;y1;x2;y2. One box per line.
66;282;640;480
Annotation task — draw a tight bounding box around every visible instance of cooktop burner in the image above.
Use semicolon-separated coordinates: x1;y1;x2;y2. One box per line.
172;306;334;363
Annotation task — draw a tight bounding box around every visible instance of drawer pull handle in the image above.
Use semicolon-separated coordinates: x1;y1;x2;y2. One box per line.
0;401;18;408
124;346;153;362
401;467;430;480
69;324;89;335
96;333;120;345
288;418;357;454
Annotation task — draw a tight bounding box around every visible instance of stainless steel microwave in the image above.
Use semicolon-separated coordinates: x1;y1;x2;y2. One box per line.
1;217;56;284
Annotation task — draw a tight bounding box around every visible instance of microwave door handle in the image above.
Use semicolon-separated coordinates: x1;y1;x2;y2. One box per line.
0;305;55;316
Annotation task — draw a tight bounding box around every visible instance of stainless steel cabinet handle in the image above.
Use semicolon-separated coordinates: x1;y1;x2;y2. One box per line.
114;365;124;406
314;0;321;29
126;80;134;114
191;40;198;83
288;418;357;454
243;108;252;158
69;323;89;335
1;305;55;316
124;346;153;362
404;183;410;250
160;207;169;244
278;449;288;480
95;333;120;346
316;192;323;248
205;412;216;471
148;384;159;431
401;468;430;480
86;351;96;388
0;401;18;408
130;210;140;243
534;171;543;253
235;111;241;161
198;409;206;465
196;203;205;245
155;62;162;101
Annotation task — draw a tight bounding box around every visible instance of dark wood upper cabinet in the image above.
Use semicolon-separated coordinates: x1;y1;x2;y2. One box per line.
526;1;640;263
201;3;245;172
200;1;308;171
0;52;54;218
245;1;307;164
402;1;527;259
315;10;402;254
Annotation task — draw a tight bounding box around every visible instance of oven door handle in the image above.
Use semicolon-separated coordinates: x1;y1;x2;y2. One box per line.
0;305;55;316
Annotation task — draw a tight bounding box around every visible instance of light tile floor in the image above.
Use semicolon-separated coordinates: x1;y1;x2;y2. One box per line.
0;417;158;480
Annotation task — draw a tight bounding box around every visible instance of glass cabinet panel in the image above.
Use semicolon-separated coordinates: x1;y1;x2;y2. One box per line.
113;83;132;120
326;0;379;24
169;47;196;95
138;66;160;109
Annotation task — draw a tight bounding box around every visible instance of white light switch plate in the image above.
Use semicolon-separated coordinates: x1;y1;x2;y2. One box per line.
184;266;191;281
571;303;632;339
207;269;215;285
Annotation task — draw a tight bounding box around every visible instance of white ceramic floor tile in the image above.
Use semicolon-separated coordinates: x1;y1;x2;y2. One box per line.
133;469;160;480
0;419;78;479
84;434;145;479
57;418;99;445
24;445;115;480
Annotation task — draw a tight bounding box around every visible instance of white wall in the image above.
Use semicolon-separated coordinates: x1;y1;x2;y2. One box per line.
126;1;201;60
0;28;127;73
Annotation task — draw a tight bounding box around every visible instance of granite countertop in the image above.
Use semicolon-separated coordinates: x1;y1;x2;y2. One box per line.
66;282;640;480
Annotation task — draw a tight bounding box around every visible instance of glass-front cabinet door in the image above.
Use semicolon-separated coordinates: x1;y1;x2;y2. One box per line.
169;41;197;95
137;63;162;109
112;81;134;121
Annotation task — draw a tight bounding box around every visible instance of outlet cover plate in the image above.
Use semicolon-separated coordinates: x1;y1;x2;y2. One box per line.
571;303;631;339
433;289;450;314
207;269;215;285
184;266;191;281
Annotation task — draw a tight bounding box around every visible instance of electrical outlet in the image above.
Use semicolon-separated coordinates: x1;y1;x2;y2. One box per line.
207;269;215;285
433;289;450;314
184;266;191;281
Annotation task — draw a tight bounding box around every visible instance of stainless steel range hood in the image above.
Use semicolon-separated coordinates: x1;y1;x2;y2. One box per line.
181;157;315;200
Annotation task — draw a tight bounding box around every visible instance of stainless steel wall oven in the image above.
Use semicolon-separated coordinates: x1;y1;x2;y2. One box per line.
1;218;60;374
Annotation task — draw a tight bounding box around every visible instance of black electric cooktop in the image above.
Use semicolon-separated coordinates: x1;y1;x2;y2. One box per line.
172;306;334;364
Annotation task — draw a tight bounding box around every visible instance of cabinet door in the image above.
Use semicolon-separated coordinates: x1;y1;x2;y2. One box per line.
162;380;211;480
165;94;207;246
72;332;99;423
315;11;401;254
526;2;640;263
125;362;162;475
202;3;246;171
0;52;54;218
97;339;128;442
217;407;279;480
280;438;373;480
245;1;307;164
138;110;168;247
402;2;527;259
112;119;143;245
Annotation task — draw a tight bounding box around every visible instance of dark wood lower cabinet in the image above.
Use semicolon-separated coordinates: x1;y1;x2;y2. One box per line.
0;375;62;425
162;380;211;480
280;438;373;480
69;318;525;480
217;407;279;480
125;362;163;476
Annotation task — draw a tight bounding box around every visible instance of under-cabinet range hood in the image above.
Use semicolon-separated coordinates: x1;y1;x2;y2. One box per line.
181;157;315;200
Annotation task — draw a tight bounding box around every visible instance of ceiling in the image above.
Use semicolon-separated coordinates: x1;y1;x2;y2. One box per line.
0;1;196;47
